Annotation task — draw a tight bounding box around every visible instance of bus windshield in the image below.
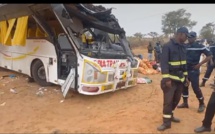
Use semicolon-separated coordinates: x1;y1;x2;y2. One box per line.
64;4;134;60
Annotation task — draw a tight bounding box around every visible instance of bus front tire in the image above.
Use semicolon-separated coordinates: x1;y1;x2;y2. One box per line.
32;60;52;87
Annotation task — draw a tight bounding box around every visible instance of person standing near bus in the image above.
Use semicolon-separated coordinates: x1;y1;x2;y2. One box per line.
154;41;162;63
147;42;153;61
194;84;215;133
177;32;212;113
200;39;215;87
157;27;190;131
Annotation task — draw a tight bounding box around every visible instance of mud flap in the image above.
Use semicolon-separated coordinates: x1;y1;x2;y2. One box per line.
61;68;75;98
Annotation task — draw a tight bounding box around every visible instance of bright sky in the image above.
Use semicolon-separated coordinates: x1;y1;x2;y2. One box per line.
95;4;215;37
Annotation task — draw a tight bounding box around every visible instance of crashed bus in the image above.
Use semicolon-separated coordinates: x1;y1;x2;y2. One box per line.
0;4;139;97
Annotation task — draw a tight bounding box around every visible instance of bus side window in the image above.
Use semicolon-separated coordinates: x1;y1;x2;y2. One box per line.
28;27;36;38
36;26;47;38
27;16;48;39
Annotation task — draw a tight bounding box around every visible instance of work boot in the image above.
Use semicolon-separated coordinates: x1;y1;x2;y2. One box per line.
177;103;189;108
194;126;211;133
200;81;205;87
157;123;171;131
198;104;205;113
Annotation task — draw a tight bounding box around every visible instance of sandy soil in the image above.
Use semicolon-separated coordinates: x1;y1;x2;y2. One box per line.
0;48;215;133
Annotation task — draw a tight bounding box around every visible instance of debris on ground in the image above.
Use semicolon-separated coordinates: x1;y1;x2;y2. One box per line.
1;74;16;79
38;87;47;92
60;100;64;103
39;87;45;91
137;77;152;84
0;102;6;106
36;91;44;97
10;88;18;94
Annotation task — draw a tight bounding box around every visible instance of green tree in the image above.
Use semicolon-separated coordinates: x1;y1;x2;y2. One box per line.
161;8;197;37
148;32;159;41
200;22;215;40
133;32;143;40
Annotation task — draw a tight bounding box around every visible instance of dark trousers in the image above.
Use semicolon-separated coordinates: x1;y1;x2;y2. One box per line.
203;62;215;82
202;92;215;127
161;79;183;125
156;53;161;63
182;70;204;102
154;52;157;61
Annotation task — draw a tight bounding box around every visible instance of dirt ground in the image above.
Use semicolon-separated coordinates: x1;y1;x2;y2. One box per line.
0;48;215;133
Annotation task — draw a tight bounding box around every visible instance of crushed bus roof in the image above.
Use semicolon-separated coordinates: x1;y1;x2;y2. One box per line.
0;4;125;34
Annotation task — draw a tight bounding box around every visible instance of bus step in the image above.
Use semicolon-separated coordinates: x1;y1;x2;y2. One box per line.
61;68;75;98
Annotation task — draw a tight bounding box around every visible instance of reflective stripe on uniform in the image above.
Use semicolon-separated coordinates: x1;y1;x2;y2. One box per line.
168;60;186;65
163;114;172;118
187;47;208;51
162;74;170;78
182;95;189;97
203;77;209;80
162;74;185;82
183;71;188;75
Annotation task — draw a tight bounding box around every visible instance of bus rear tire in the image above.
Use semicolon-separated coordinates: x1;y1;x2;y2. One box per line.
32;60;52;87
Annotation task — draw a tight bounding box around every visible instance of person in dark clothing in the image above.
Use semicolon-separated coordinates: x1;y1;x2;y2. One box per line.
147;42;153;61
177;32;212;113
154;41;162;63
200;39;215;87
157;27;190;131
194;86;215;133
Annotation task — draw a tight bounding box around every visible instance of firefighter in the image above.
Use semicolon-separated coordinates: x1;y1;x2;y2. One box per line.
157;27;190;131
177;32;212;113
200;39;215;87
194;84;215;133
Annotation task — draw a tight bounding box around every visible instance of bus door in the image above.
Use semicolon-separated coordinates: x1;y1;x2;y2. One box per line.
51;4;81;95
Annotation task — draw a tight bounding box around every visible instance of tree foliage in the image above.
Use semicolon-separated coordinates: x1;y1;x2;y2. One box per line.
133;32;143;39
200;22;215;40
161;8;197;36
147;32;159;41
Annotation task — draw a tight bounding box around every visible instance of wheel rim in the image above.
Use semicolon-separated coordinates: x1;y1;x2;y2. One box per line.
37;66;46;80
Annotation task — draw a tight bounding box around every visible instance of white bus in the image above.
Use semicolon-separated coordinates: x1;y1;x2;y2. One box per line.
0;4;139;97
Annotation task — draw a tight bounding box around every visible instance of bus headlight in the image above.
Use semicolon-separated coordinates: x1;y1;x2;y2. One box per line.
82;63;107;83
87;69;93;75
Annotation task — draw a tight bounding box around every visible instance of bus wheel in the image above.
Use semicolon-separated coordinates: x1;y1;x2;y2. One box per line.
32;60;52;87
